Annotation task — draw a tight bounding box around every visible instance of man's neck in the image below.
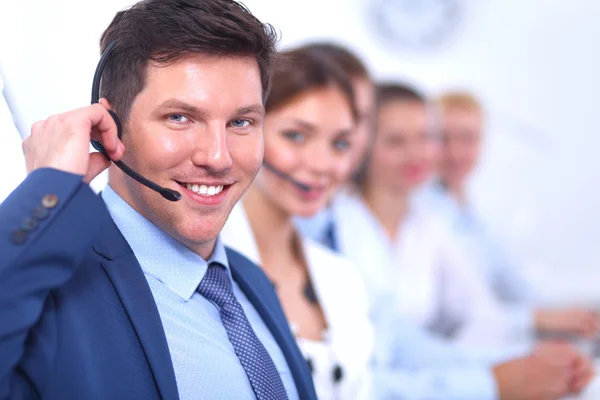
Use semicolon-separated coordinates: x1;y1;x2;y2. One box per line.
442;179;468;206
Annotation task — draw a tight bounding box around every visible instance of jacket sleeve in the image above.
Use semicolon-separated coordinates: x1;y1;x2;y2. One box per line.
0;168;112;399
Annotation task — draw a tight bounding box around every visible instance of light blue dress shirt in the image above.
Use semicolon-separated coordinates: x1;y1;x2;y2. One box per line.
102;185;299;400
295;194;533;400
415;183;536;336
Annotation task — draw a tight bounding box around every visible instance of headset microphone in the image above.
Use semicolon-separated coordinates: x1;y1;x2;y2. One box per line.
262;161;312;192
90;41;181;202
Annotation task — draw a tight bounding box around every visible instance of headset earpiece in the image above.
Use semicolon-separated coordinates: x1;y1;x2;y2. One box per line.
107;109;123;139
89;40;181;202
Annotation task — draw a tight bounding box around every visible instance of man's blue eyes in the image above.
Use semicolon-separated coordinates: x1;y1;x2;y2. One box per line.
167;116;252;128
168;114;189;123
231;119;251;128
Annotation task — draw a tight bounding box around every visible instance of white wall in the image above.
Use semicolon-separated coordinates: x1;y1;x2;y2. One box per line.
1;0;599;303
0;77;26;202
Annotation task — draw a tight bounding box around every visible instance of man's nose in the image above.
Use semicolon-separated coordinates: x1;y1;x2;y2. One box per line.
190;123;233;172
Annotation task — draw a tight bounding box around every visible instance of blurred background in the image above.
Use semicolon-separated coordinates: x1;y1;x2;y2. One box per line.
0;0;599;306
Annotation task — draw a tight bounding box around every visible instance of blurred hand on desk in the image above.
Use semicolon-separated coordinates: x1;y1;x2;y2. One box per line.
494;341;594;400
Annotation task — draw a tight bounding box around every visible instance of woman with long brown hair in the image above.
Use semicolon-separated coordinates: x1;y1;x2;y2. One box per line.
221;45;374;399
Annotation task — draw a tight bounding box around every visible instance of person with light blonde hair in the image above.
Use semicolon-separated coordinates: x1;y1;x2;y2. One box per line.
328;82;595;399
421;89;600;340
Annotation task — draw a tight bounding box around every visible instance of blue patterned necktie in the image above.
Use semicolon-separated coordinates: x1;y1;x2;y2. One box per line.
197;262;289;400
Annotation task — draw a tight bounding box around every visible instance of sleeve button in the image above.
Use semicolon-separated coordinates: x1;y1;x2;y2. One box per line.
21;217;38;232
11;230;28;245
32;206;49;220
41;194;59;209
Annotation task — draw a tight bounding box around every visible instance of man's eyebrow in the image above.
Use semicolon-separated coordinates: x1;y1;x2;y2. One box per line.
154;99;265;118
155;99;204;115
235;104;265;116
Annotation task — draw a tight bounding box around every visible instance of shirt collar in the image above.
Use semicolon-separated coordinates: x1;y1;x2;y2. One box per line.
101;184;231;301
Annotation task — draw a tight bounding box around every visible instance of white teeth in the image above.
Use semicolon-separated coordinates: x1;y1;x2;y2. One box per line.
184;183;225;196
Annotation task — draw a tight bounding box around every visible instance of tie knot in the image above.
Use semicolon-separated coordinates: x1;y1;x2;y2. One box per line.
209;261;227;271
197;262;235;309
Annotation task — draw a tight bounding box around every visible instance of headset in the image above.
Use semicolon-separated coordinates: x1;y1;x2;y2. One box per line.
90;41;311;201
91;41;182;201
262;161;311;192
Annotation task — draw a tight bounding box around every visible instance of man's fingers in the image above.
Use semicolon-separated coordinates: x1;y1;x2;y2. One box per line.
84;152;112;184
30;120;44;136
87;103;123;161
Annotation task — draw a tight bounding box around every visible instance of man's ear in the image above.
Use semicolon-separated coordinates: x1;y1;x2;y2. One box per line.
99;98;113;111
97;98;124;140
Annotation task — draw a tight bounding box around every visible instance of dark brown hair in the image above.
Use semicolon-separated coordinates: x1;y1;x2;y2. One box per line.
266;47;358;120
297;42;371;81
99;0;278;123
353;82;428;186
376;83;426;108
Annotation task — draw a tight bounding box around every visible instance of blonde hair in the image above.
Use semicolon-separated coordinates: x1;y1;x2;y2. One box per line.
435;91;483;116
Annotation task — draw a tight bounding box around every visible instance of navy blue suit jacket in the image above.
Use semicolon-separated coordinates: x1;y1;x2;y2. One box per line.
0;169;317;400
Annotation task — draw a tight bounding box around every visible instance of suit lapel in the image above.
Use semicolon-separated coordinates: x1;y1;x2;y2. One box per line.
95;226;179;400
227;248;316;400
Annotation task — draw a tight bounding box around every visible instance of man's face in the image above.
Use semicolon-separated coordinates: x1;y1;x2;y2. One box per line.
439;107;483;189
109;54;264;259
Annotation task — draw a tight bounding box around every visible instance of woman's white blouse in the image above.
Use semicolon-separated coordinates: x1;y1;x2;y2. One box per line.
221;202;374;400
331;190;512;346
